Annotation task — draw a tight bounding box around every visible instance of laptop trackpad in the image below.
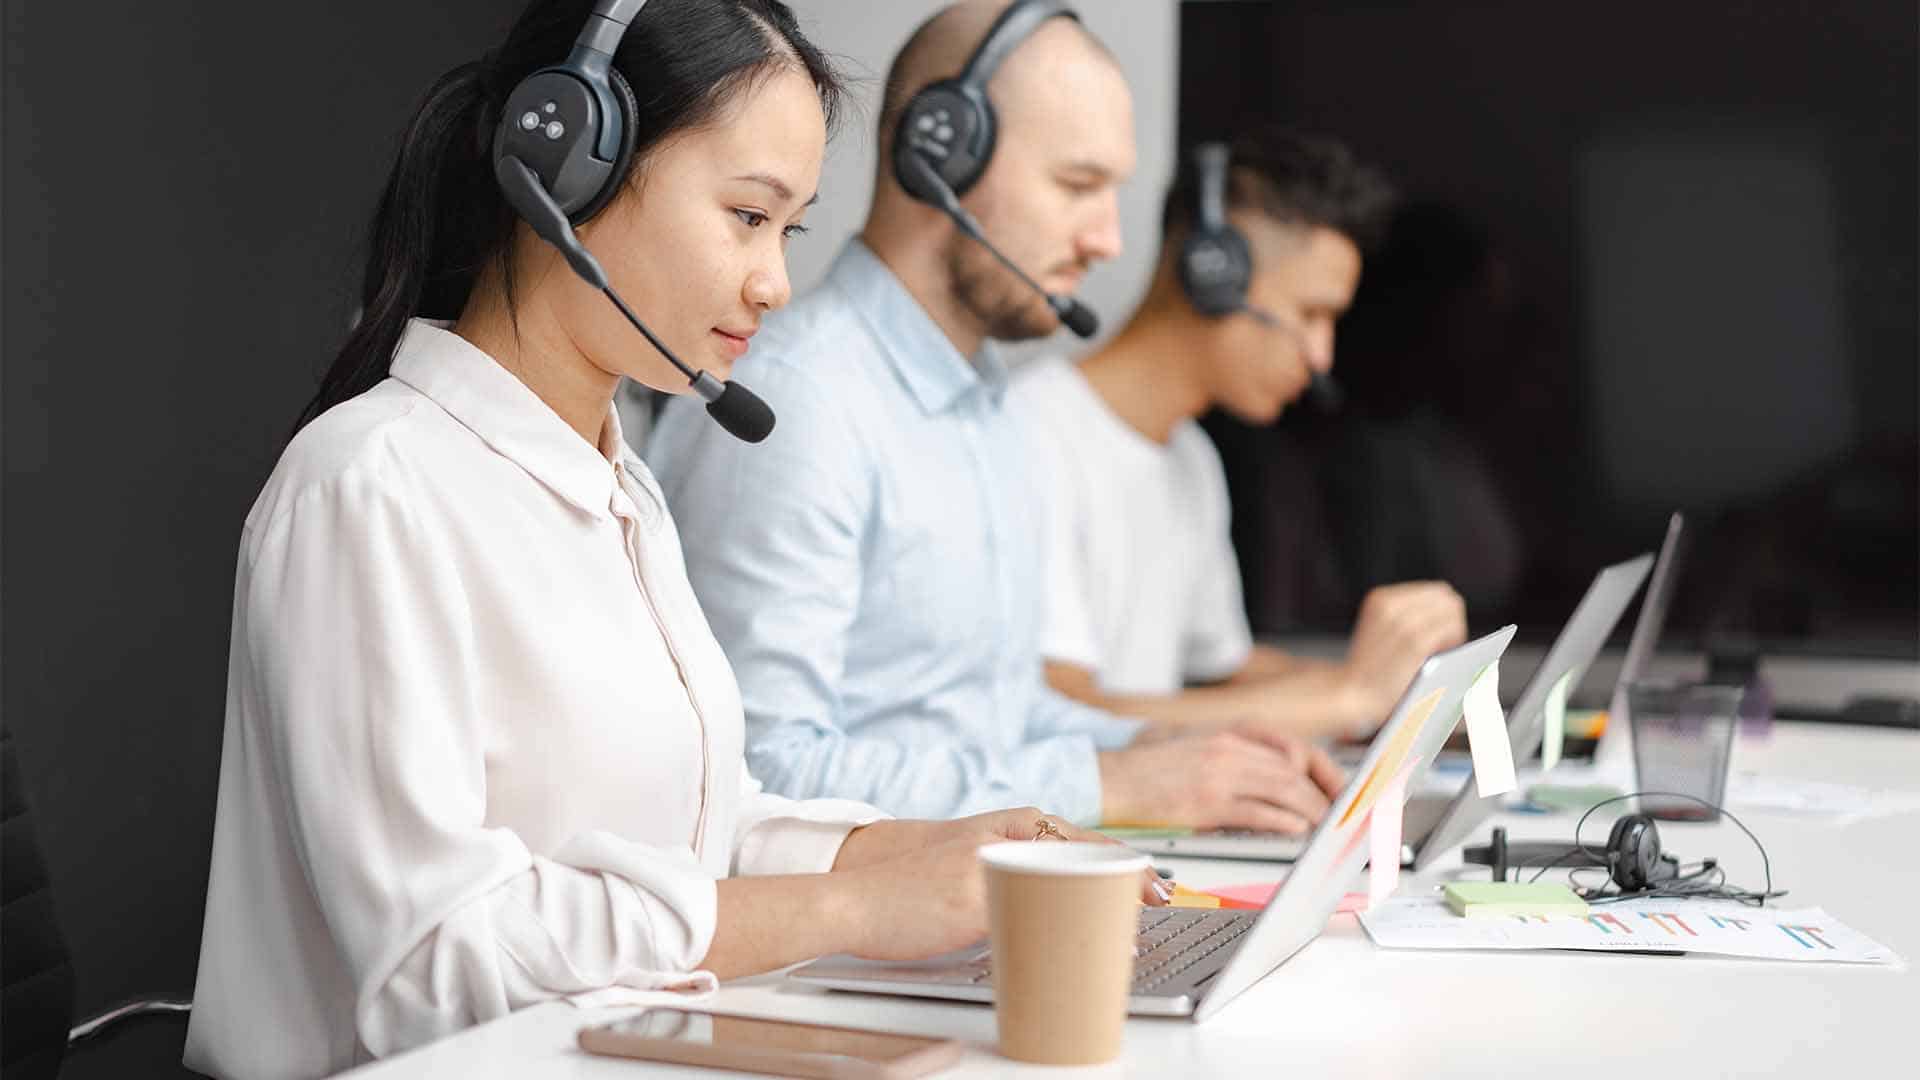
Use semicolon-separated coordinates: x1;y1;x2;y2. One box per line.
796;944;988;980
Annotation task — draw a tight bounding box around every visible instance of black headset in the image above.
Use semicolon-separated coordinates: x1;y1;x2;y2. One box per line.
1174;140;1343;410
1468;813;1678;892
891;0;1078;206
491;0;644;226
1601;813;1672;892
884;0;1099;338
484;0;774;443
1178;142;1254;317
1496;792;1783;906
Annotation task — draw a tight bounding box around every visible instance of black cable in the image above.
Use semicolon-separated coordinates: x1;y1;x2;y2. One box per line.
1520;791;1786;907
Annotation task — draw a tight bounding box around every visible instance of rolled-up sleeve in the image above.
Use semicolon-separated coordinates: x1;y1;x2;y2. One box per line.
240;459;723;1059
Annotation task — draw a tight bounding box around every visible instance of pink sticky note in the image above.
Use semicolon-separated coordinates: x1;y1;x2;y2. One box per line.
1200;880;1370;917
1206;881;1282;908
1367;772;1409;910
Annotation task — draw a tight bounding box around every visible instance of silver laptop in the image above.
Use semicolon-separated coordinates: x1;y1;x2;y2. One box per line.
790;627;1516;1021
1414;513;1683;869
1123;547;1664;866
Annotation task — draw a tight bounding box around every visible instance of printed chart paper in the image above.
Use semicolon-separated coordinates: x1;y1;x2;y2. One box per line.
1359;897;1901;966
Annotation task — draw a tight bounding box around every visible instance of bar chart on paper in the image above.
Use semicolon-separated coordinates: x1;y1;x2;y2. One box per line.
1359;898;1901;965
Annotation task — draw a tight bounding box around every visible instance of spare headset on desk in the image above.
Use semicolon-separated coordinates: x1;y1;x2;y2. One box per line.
1468;792;1786;906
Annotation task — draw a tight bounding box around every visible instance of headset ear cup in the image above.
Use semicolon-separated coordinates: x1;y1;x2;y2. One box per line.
892;81;997;204
570;68;640;227
1605;814;1662;892
1179;226;1253;316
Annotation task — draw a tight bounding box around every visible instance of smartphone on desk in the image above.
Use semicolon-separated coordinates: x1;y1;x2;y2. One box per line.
578;1007;964;1079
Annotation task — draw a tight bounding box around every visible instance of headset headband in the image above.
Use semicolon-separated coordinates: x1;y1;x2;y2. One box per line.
575;0;649;58
958;0;1077;90
557;0;649;162
1195;142;1231;234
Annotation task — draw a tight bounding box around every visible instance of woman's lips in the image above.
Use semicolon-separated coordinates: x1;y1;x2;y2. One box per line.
712;329;752;358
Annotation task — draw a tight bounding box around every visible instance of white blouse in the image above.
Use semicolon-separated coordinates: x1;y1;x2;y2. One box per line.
184;320;882;1080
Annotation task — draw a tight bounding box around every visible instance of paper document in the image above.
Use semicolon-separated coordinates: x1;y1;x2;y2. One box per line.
1359;896;1902;966
1724;773;1920;827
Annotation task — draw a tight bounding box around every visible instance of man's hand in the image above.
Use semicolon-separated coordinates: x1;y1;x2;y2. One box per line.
1098;728;1344;833
1338;582;1468;734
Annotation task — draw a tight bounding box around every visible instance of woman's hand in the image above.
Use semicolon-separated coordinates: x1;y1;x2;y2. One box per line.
832;807;1168;962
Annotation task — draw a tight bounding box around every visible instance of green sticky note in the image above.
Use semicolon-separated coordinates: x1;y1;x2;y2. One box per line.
1542;670;1573;772
1526;783;1625;814
1443;881;1589;918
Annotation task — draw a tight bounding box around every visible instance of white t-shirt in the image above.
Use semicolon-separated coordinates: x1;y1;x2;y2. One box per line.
185;321;881;1080
1007;357;1253;696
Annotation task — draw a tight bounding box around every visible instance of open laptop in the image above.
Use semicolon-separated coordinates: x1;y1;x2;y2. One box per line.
1413;513;1684;870
1116;550;1661;865
1601;512;1687;763
791;626;1515;1021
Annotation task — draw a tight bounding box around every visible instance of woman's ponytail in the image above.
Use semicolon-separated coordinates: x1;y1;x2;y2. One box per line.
293;61;509;433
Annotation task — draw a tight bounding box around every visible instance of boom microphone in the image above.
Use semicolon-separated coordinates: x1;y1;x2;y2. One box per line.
1240;303;1343;413
495;155;776;443
901;155;1100;339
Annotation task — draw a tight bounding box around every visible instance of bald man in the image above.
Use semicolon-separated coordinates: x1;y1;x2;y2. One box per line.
647;1;1343;832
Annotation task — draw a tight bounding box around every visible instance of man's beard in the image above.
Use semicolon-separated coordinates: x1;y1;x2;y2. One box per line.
945;236;1061;342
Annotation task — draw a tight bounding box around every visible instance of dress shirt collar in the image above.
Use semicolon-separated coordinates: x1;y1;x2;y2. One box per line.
827;240;1009;415
390;318;627;517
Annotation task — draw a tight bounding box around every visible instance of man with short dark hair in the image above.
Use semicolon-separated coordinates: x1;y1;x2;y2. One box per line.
1008;129;1469;741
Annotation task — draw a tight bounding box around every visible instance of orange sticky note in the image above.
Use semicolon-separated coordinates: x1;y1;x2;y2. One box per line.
1340;686;1445;827
1169;884;1221;909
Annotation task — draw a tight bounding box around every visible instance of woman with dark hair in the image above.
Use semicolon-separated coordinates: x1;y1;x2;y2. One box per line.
185;3;1140;1076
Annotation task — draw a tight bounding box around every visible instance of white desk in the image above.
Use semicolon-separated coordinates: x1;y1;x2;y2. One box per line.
345;724;1920;1079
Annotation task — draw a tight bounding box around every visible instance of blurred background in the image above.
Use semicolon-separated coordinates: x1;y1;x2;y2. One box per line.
2;1;1913;1075
1184;1;1916;668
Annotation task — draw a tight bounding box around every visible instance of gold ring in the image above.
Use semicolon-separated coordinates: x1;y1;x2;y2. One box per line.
1032;818;1065;841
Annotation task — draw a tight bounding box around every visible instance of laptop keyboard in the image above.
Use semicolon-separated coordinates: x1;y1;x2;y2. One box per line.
1202;828;1294;838
908;909;1255;994
1131;908;1255;991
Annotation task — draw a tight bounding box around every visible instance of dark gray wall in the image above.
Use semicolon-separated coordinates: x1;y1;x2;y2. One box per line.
3;1;518;1073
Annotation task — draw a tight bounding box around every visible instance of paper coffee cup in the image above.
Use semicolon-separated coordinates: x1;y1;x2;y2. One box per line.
979;841;1148;1065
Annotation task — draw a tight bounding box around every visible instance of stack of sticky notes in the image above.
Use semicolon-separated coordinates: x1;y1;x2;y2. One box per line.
1442;881;1589;918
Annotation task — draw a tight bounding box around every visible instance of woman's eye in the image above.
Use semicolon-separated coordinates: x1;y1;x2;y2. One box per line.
782;224;810;240
734;209;768;228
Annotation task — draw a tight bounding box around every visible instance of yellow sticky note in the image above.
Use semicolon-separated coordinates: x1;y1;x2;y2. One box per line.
1169;884;1220;909
1463;662;1516;797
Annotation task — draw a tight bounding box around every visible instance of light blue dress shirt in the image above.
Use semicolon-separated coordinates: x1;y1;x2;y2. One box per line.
646;241;1141;824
